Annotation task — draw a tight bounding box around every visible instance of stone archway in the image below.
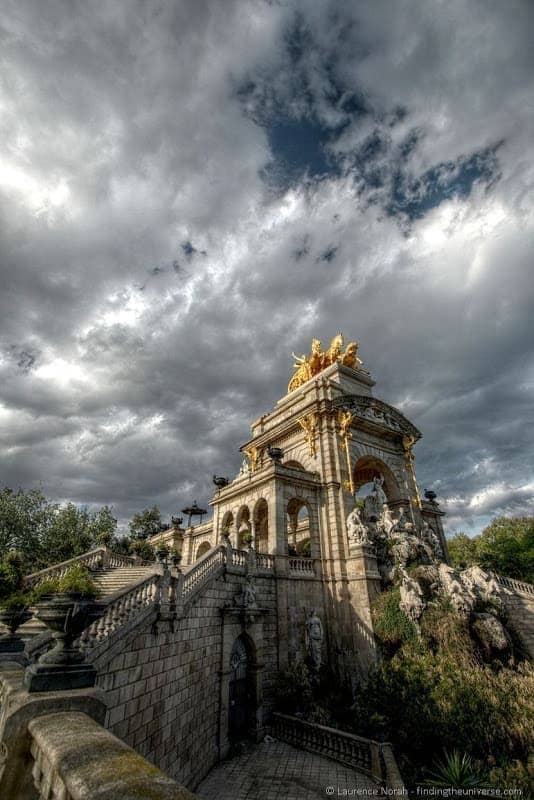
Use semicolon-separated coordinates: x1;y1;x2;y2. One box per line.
253;499;268;553
228;635;253;741
196;541;211;560
353;456;400;501
286;497;312;557
219;618;264;758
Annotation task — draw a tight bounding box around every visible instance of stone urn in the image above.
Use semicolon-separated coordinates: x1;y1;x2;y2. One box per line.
24;593;104;692
0;606;33;656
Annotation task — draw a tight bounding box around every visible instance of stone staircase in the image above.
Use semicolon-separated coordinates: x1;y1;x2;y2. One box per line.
90;565;159;598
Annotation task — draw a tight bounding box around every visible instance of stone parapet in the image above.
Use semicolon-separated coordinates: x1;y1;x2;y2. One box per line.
29;711;196;800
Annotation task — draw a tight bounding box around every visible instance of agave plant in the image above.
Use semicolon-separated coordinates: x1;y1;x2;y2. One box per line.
425;750;490;790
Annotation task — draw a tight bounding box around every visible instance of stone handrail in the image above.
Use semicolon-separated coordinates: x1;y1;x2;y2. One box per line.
24;546;154;587
270;712;405;790
255;552;275;570
230;548;248;568
289;556;315;575
498;575;534;596
79;573;160;653
28;711;196;799
24;548;108;587
181;545;226;601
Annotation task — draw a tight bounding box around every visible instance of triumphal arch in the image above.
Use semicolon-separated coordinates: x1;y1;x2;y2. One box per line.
177;334;446;680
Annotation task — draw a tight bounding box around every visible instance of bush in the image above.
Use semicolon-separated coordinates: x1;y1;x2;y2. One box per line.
32;565;100;600
350;598;534;786
0;551;25;600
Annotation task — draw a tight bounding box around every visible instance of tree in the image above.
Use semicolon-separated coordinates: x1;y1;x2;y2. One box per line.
0;486;118;572
475;517;534;583
448;517;534;583
129;506;162;540
447;533;478;570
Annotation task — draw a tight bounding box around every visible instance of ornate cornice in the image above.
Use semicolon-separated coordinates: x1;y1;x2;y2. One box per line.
331;394;421;441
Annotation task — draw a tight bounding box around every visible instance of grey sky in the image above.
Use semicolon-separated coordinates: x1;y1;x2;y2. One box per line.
1;0;533;534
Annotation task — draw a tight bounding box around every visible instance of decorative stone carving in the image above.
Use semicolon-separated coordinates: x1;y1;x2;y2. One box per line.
378;504;395;536
421;521;443;560
305;609;323;669
235;575;257;609
399;568;425;626
331;394;421;440
346;506;372;546
238;458;250;478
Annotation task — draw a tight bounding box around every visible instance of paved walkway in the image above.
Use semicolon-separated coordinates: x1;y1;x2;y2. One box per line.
197;739;379;800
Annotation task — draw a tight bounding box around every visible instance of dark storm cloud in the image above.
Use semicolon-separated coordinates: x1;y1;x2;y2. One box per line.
0;0;533;533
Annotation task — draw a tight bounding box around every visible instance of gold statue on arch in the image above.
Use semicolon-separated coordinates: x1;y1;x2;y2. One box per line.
287;333;365;392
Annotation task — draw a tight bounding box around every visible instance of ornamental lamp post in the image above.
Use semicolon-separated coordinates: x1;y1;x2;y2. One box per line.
181;500;207;528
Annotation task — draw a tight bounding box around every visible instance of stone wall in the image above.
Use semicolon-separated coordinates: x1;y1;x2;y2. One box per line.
501;583;534;658
93;569;279;790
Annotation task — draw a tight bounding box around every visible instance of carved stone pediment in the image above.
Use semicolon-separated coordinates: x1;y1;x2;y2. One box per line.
331;394;421;440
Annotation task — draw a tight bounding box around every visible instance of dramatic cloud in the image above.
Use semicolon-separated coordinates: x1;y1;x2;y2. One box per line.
1;0;533;534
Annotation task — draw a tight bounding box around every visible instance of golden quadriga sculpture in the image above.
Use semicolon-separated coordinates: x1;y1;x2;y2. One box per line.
287;333;365;393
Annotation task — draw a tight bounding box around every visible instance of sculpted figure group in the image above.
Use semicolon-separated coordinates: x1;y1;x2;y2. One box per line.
288;333;365;392
344;483;510;653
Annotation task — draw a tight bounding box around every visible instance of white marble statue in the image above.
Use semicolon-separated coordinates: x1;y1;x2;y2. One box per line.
305;609;324;669
346;506;372;545
238;458;250;477
378;504;396;536
399;568;425;625
421;521;444;560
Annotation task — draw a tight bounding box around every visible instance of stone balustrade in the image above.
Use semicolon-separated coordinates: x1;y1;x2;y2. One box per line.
28;711;196;800
269;712;405;790
498;575;534;596
181;545;226;599
24;547;154;588
229;548;248;568
289;556;315;576
255;552;275;570
78;573;160;654
24;548;108;587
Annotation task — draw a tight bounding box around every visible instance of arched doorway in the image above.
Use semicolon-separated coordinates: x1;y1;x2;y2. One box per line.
228;635;254;741
253;499;268;553
353;456;400;501
286;497;312;557
196;541;211;560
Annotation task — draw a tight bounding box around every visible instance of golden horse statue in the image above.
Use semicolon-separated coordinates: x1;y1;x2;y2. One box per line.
288;334;364;392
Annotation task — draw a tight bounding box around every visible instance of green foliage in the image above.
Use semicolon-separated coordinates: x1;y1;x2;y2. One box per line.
489;759;534;795
425;750;490;790
129;506;162;540
372;587;419;653
0;590;32;611
0;551;25;599
274;663;353;728
0;486;118;572
32;565;100;600
130;538;156;561
448;517;534;583
274;661;313;714
351;599;534;787
447;532;478;570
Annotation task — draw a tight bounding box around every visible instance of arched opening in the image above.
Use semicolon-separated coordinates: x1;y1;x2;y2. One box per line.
286;497;312;557
236;506;251;549
221;511;234;543
353;456;400;502
228;634;256;742
196;541;211;560
253;499;268;553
